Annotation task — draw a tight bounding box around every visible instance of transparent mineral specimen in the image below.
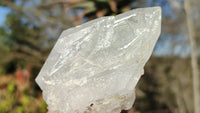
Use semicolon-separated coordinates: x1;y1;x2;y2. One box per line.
36;7;161;113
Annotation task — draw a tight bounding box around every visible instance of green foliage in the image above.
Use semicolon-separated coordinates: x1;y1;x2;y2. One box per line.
0;75;48;113
0;95;15;113
15;106;23;113
21;94;30;106
39;100;48;113
7;81;15;94
0;27;10;51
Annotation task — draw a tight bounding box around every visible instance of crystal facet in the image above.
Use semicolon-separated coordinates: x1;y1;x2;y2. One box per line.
36;7;161;113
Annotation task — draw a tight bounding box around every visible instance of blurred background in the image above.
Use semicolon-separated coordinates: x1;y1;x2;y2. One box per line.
0;0;200;113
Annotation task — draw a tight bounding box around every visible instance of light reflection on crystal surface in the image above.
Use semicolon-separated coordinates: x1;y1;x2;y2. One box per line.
36;7;161;113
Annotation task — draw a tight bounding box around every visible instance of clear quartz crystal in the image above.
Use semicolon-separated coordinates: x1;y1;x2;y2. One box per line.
36;7;161;113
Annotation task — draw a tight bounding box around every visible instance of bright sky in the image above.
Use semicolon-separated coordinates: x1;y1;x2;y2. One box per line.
0;7;10;26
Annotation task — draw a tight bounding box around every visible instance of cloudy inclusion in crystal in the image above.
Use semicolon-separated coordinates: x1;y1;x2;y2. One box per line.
36;7;161;113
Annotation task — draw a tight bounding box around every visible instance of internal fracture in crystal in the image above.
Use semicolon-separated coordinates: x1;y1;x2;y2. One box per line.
36;7;161;113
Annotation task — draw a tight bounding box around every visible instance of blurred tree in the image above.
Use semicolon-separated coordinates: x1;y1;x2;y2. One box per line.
52;0;135;25
184;0;200;113
0;0;73;73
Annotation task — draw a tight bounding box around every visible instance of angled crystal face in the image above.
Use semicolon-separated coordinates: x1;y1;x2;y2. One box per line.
36;7;161;113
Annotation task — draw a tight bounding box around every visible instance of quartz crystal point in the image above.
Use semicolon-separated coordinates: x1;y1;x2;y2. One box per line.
36;7;161;113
